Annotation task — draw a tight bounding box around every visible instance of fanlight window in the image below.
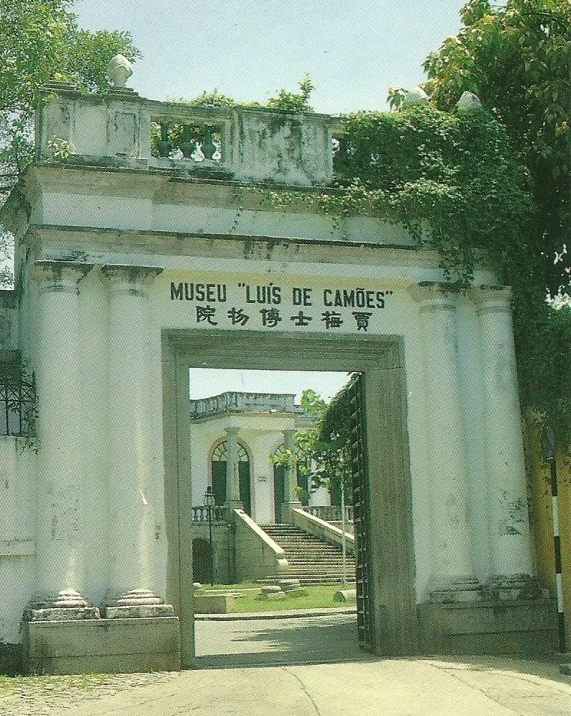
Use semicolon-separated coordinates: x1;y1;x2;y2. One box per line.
212;441;249;462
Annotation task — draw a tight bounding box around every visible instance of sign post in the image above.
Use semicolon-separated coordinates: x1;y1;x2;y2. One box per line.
541;424;566;653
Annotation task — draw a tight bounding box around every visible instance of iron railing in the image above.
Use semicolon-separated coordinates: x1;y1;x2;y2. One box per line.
0;362;36;437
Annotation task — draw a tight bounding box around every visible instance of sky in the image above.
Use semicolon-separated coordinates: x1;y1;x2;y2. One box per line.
74;0;466;114
189;369;351;402
73;1;466;401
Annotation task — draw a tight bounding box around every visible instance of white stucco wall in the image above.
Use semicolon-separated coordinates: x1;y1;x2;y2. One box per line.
0;438;36;643
0;104;533;642
189;412;296;525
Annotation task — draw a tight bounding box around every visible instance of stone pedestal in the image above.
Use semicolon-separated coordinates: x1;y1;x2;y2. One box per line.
23;617;180;674
418;599;557;655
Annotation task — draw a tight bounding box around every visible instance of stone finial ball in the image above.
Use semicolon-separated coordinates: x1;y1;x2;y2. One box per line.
107;54;133;88
402;86;429;107
456;91;482;112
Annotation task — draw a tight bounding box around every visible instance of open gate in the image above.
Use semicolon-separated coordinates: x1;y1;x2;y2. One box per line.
348;373;375;652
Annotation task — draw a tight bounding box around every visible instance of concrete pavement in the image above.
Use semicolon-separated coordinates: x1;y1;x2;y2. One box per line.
3;612;571;715
10;656;571;716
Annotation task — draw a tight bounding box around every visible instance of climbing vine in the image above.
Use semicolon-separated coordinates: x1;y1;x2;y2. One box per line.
258;104;569;442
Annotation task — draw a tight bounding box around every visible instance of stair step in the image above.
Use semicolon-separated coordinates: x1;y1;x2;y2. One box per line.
260;523;355;585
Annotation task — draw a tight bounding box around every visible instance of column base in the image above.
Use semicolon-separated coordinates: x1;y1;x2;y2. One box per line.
485;574;543;601
102;589;175;619
225;499;243;510
430;577;483;603
23;590;100;621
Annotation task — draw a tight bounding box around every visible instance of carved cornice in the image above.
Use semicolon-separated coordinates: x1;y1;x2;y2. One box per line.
31;260;93;294
101;264;163;297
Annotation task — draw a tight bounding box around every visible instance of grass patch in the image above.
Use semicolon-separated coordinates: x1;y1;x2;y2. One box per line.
196;583;355;613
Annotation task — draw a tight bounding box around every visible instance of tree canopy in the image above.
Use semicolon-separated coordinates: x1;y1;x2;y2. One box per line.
308;0;570;450
0;0;140;198
423;0;569;301
421;0;570;442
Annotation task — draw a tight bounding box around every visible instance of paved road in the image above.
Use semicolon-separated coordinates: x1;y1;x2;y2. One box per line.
195;611;363;667
2;613;571;715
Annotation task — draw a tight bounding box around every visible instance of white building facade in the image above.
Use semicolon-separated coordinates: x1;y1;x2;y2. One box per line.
0;69;555;673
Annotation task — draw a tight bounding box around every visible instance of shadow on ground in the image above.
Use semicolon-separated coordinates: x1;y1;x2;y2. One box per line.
195;613;376;669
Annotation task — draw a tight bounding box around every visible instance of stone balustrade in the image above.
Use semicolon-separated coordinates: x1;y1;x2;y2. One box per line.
303;505;354;524
191;505;229;523
189;391;302;419
36;82;335;187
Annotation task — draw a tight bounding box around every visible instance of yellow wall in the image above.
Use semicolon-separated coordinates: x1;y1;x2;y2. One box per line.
527;423;571;648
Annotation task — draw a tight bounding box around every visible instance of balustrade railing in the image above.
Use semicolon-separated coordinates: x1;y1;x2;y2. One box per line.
303;505;354;524
38;85;336;187
151;120;223;163
192;505;230;524
190;391;301;419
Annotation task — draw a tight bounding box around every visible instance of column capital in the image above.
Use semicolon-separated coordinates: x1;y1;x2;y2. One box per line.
31;260;93;294
101;264;163;297
470;284;513;315
408;282;456;312
224;426;240;436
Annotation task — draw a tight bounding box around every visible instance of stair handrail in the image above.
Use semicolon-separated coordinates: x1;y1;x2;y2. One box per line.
232;509;289;581
291;508;355;553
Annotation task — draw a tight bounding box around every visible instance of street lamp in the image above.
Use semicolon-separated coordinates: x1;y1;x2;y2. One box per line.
204;485;216;586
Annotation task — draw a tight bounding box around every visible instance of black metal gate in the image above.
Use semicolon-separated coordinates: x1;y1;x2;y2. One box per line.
348;373;374;652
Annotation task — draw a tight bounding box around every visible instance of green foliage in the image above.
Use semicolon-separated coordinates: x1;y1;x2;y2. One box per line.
421;0;570;441
423;0;570;298
170;89;238;107
314;379;354;504
0;0;140;195
266;74;315;112
300;388;328;421
322;105;533;288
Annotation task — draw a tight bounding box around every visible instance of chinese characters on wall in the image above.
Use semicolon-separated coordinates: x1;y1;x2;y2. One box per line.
170;281;394;333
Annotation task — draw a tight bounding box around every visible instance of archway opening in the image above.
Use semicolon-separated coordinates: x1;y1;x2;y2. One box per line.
192;538;212;585
163;331;416;666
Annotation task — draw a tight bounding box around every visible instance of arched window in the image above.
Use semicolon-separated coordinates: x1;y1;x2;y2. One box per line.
212;441;249;463
210;440;251;514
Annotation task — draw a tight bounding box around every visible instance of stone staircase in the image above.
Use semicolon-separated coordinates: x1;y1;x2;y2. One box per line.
261;523;355;585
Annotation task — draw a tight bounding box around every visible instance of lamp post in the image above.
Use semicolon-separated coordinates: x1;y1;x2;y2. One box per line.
340;476;348;586
204;485;215;586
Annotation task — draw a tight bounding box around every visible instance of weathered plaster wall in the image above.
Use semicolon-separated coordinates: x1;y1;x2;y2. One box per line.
0;143;534;649
0;438;36;643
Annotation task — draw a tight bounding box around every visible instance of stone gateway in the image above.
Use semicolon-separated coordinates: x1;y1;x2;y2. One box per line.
0;66;556;673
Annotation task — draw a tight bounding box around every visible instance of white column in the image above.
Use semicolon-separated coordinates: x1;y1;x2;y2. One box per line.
225;426;241;507
26;261;98;618
101;265;172;617
282;429;301;522
472;286;533;582
409;284;480;598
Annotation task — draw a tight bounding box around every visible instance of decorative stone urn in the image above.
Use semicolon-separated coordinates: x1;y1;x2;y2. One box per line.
107;54;133;88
